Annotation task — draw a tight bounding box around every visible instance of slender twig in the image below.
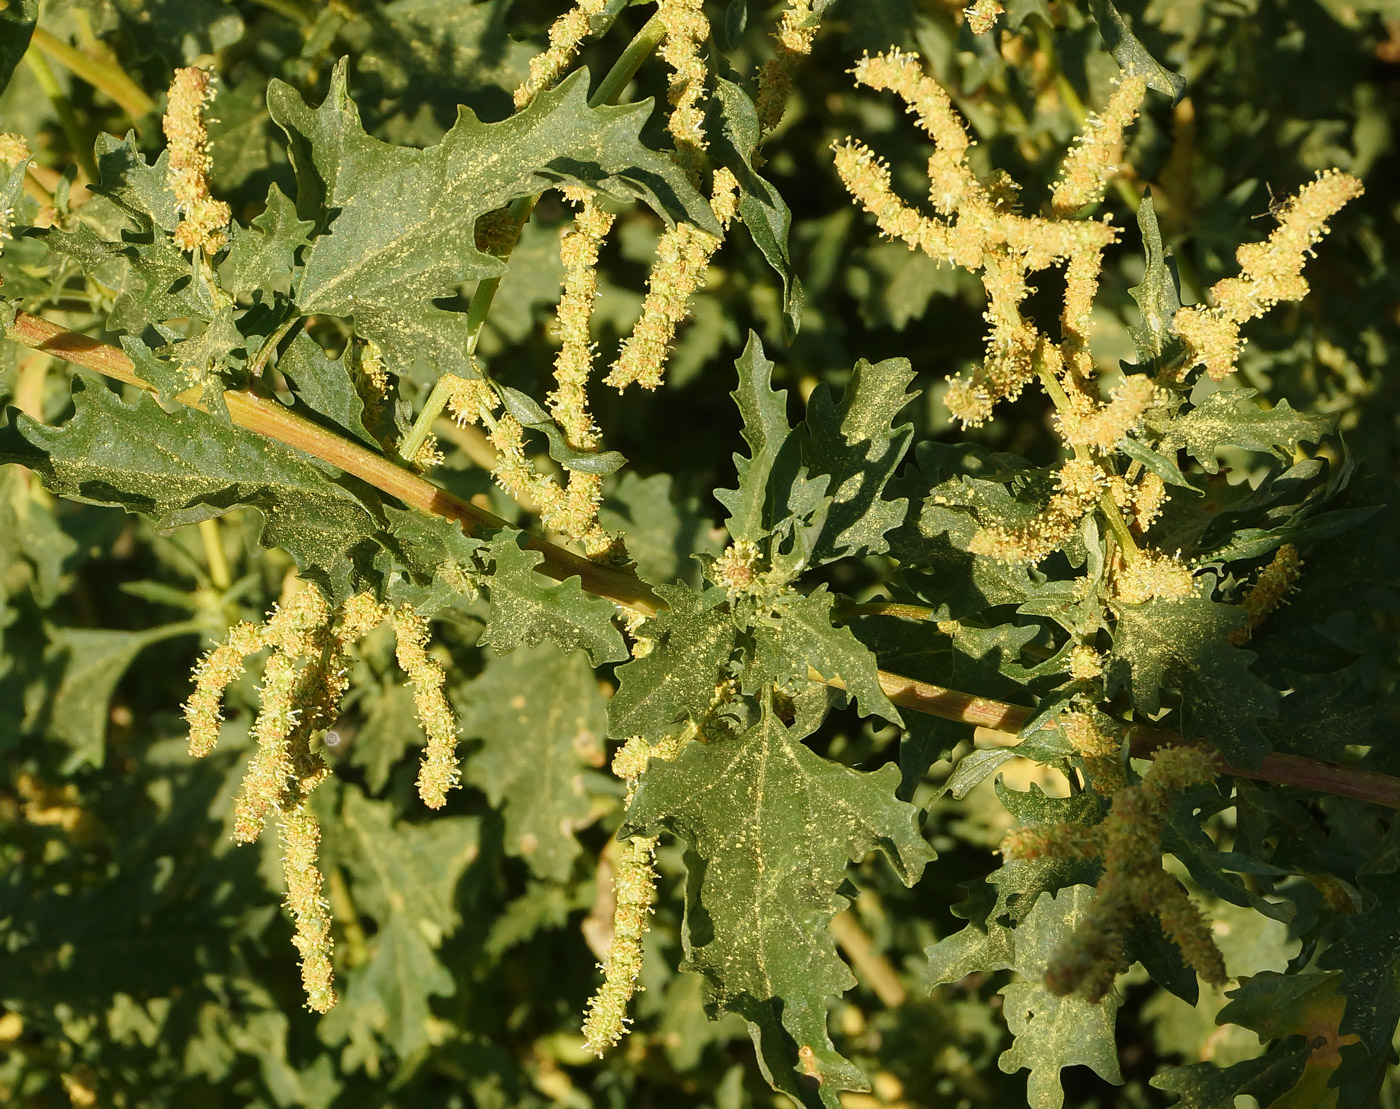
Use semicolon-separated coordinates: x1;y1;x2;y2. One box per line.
7;311;1400;813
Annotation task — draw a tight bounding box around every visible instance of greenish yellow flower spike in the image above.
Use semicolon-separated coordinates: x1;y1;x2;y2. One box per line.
184;621;269;757
657;0;712;174
279;806;337;1013
162;67;231;254
1051;75;1147;216
581;834;660;1054
836;49;1127;426
1228;543;1303;644
512;0;607;110
964;0;1004;35
1174;170;1363;381
607;169;740;393
755;0;822;135
391;606;462;809
1004;745;1224;1001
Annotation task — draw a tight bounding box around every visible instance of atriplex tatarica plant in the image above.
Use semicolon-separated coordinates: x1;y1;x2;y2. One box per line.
2;1;1398;1105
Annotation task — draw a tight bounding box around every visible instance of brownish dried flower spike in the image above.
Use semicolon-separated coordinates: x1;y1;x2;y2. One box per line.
391;606;462;809
162;67;231;254
1174;170;1363;381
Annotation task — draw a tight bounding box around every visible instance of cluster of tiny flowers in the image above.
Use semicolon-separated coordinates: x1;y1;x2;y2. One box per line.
390;605;462;809
710;539;767;600
968;456;1104;564
1003;745;1225;1001
162;67;231;254
1060;374;1166;453
606;168;740;393
963;0;1004;35
0;132;28;166
580;728;687;1054
184;586;466;1010
1174;170;1363;381
1109;470;1168;533
1112;548;1197;604
1068;644;1104;683
755;0;822;134
512;0;606;110
1060;708;1125;792
1228;543;1303;645
657;0;711;174
835;51;1133;427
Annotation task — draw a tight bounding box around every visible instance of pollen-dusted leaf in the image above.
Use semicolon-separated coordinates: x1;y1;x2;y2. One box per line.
478;530;627;664
998;886;1124;1109
1088;0;1186;102
1317;871;1400;1100
607;583;739;743
1150;1044;1311;1108
1107;596;1278;767
276;331;380;449
1126;190;1186;376
381;506;482;616
0;380;384;601
321;789;479;1061
800;356;916;566
1150;388;1333;475
713;332;799;545
623;700;934;1108
749;587;901;725
217;183;314;300
268;62;718;378
707;75;804;337
459;642;608;881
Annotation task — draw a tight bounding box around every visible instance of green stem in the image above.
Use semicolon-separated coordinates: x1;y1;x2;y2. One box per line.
30;27;155;125
13;311;1400;813
24;49;99;183
398;374;461;464
249;316;304;379
588;12;667;110
1099;491;1140;564
198;518;233;591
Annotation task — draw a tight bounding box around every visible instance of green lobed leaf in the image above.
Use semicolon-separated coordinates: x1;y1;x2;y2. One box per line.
0;380;385;601
707;75;804;338
322;788;480;1061
269;62;718;377
1150;388;1333;475
713;331;802;545
276;331;381;450
1126;190;1186;377
799;356;916;566
623;698;934;1108
607;583;739;743
1150;1043;1311;1108
1107;596;1278;767
749;587;901;725
217;183;314;301
998;886;1123;1109
459;642;608;881
1087;0;1187;102
0;0;36;95
477;530;627;664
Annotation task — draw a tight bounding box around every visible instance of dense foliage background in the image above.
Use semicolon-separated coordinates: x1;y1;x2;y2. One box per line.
1;0;1398;1106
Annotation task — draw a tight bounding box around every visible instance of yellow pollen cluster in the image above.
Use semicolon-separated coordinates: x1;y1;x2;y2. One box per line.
162;67;231;254
512;0;607;110
1051;76;1148;216
657;0;711;174
711;539;766;599
391;605;462;809
606;168;740;393
1062;374;1166;452
1061;709;1124;792
0;133;30;167
835;50;1131;427
964;0;1004;35
1003;745;1224;1001
1113;549;1196;604
1174;170;1363;381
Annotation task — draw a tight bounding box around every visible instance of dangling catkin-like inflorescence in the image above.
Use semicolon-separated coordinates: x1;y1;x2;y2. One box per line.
1002;745;1224;1001
184;585;466;1011
162;67;231;254
512;0;607;110
1174;171;1363;381
754;0;823;135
